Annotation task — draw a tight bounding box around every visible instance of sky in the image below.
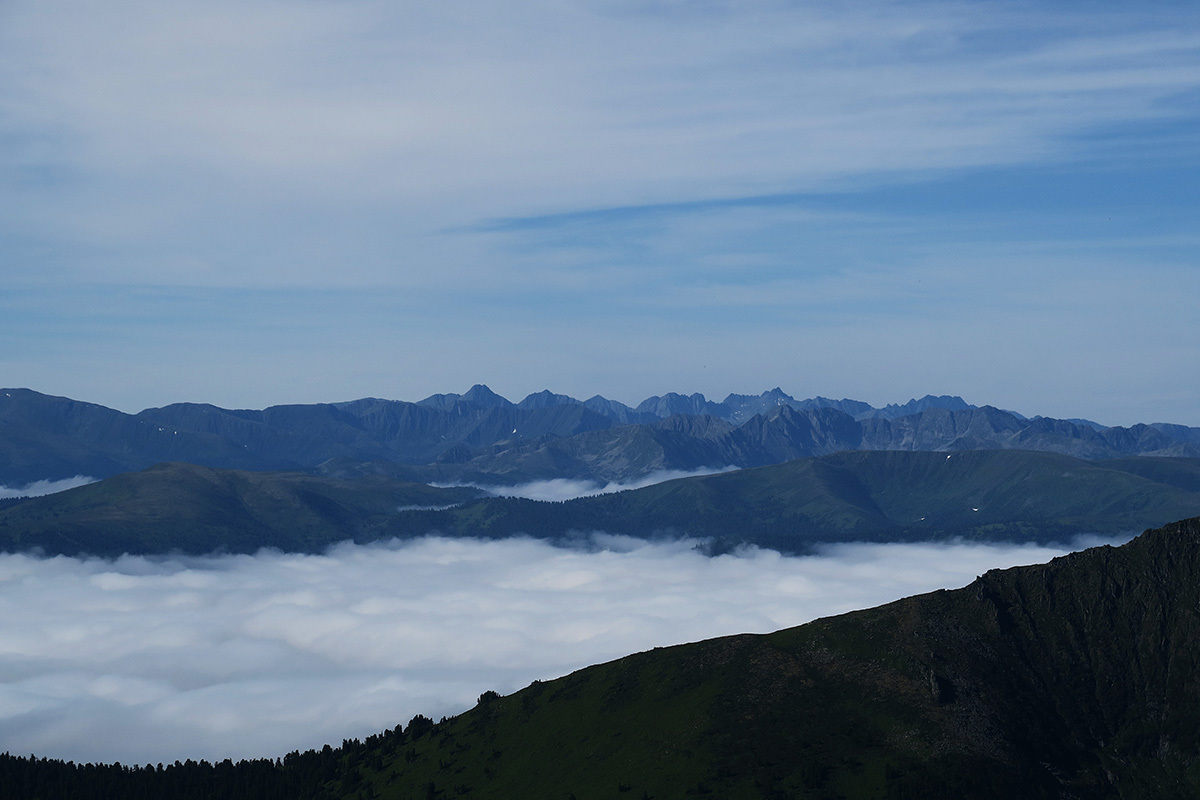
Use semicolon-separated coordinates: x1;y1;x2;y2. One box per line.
2;1;1199;426
0;533;1126;764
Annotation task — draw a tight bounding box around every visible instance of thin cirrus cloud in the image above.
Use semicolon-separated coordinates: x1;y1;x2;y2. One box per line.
0;533;1128;766
1;1;1197;285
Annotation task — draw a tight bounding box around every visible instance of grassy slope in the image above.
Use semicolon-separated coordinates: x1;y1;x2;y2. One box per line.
5;452;1200;556
414;451;1200;551
335;517;1200;800
0;462;482;555
819;450;1200;538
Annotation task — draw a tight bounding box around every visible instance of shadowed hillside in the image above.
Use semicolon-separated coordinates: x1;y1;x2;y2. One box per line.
319;516;1200;799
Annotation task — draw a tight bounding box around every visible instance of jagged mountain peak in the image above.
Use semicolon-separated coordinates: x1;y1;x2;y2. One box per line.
516;389;580;410
870;394;975;419
635;392;723;419
460;384;512;408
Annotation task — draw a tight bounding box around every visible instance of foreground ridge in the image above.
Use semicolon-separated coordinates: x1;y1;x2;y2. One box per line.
5;516;1200;798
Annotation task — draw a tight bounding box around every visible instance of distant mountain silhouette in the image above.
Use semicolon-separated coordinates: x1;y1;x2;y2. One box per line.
3;386;1198;487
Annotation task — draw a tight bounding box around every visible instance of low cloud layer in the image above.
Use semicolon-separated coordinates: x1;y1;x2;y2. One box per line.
0;475;96;499
0;533;1127;765
477;467;739;502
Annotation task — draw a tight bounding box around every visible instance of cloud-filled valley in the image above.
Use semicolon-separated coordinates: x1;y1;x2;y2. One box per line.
0;532;1126;765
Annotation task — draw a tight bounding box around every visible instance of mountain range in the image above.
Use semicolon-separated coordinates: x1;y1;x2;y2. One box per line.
3;387;1199;489
7;516;1200;798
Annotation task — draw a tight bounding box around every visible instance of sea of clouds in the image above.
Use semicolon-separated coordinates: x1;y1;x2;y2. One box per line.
0;532;1128;766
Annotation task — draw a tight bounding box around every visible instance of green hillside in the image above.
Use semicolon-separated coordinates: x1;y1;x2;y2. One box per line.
0;462;482;555
402;450;1200;551
4;452;1200;556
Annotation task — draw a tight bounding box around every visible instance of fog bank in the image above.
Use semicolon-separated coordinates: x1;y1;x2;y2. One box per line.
0;534;1126;764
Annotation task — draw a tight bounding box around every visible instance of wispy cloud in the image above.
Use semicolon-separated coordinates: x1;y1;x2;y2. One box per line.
474;467;739;502
2;2;1197;286
0;533;1127;764
0;476;96;499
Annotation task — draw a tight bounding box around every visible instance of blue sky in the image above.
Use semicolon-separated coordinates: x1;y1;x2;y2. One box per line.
2;0;1199;425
